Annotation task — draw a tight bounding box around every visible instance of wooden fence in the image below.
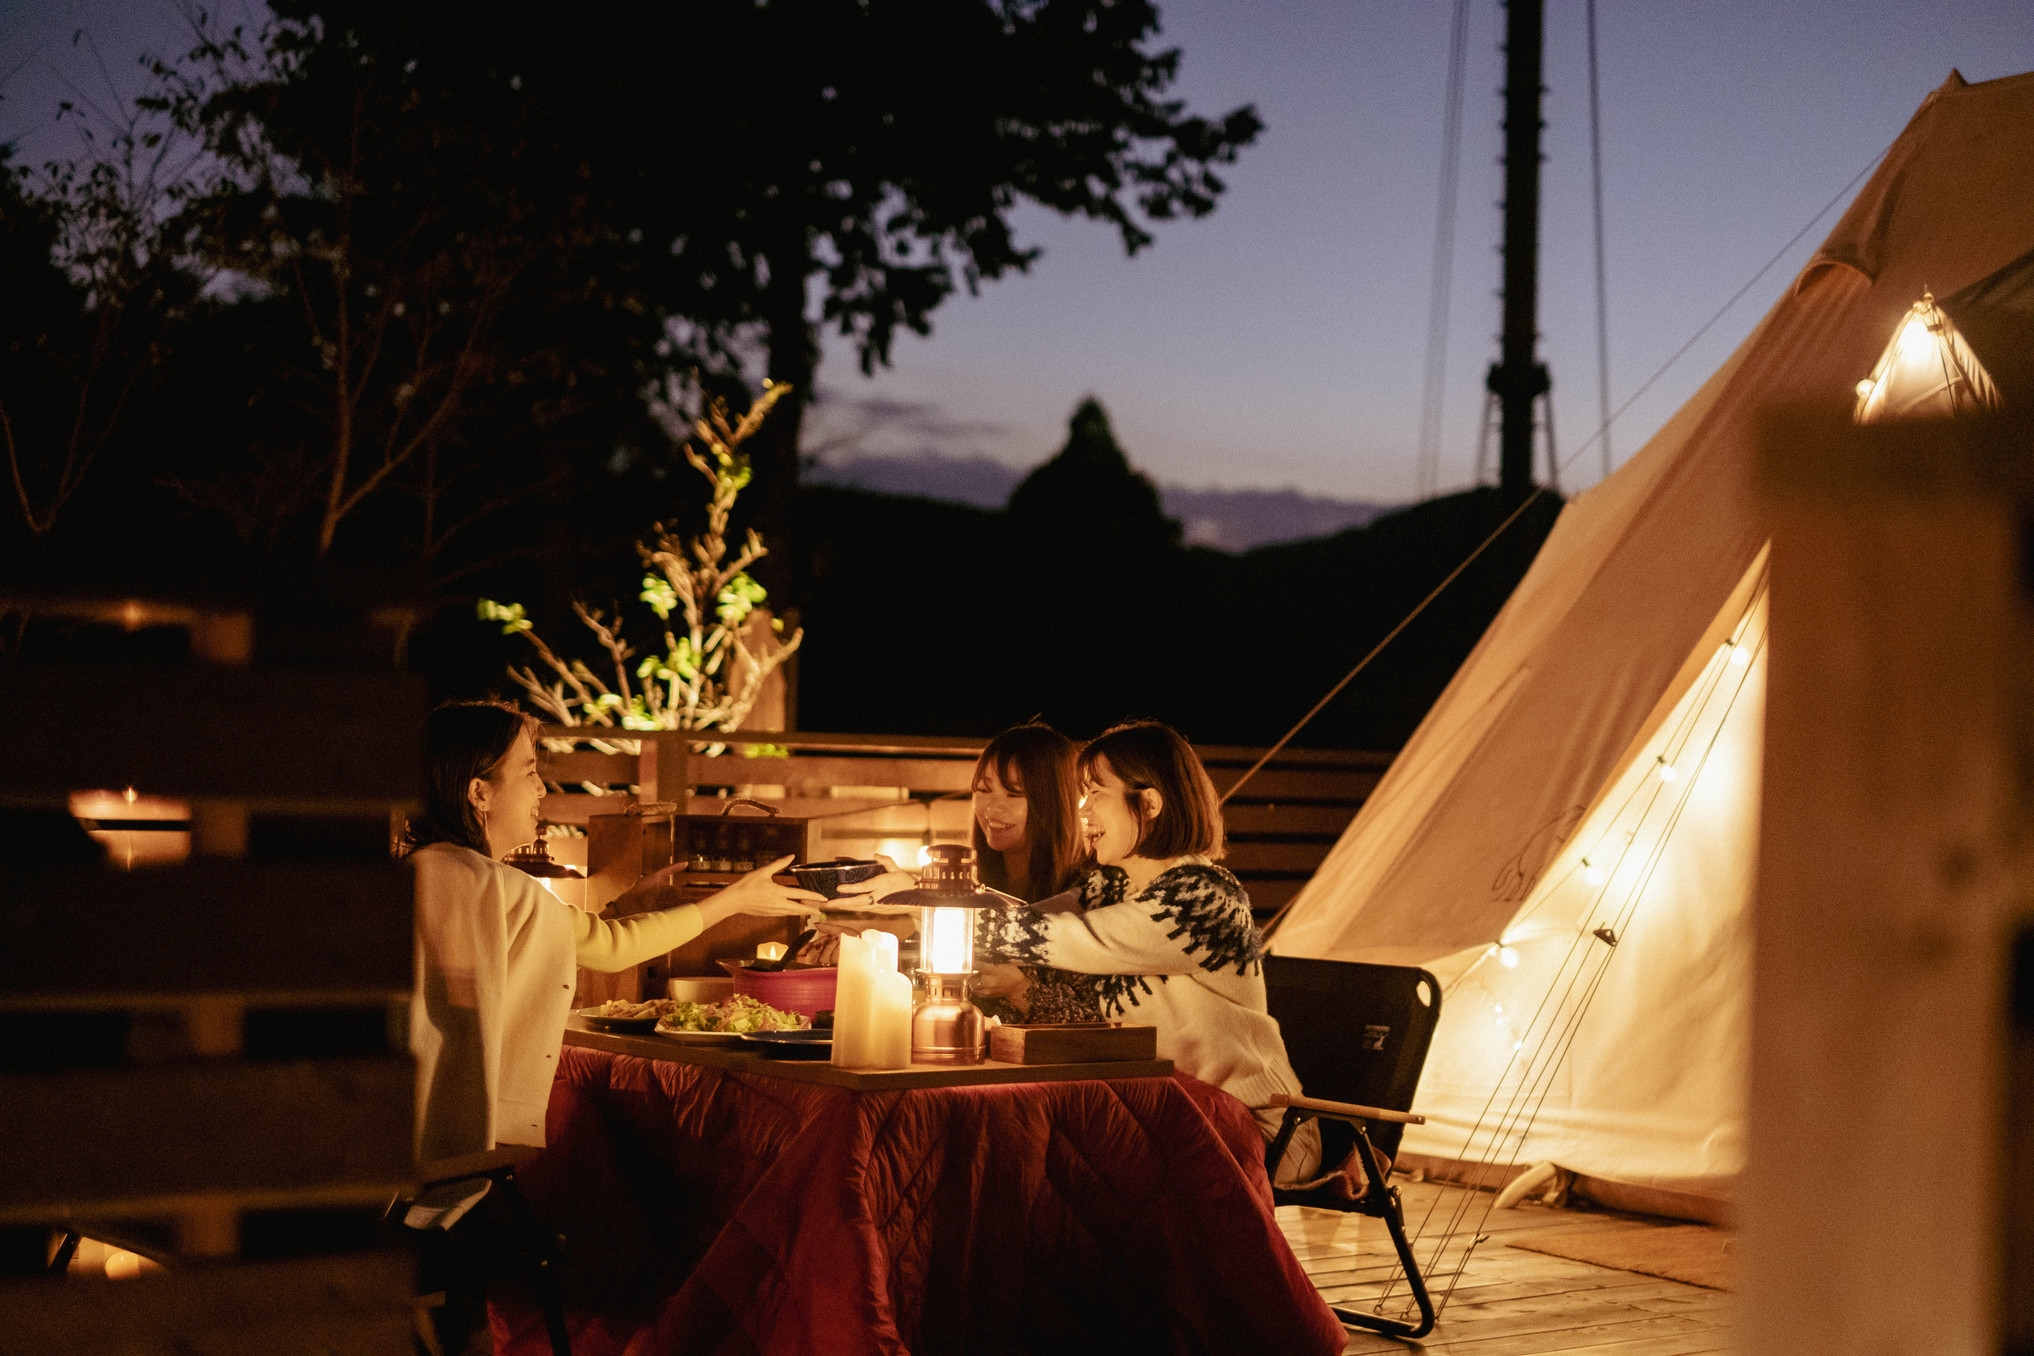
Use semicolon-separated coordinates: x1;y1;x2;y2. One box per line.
537;728;1390;919
0;595;421;1354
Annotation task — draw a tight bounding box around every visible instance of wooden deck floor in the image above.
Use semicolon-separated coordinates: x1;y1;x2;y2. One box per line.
1280;1180;1734;1354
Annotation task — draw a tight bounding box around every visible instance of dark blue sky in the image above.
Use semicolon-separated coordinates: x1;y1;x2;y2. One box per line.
7;1;2033;500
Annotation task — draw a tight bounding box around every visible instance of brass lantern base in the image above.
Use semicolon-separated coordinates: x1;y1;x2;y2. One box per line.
912;973;984;1065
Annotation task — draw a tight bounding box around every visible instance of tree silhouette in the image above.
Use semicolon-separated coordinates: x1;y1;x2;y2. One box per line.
1001;398;1198;735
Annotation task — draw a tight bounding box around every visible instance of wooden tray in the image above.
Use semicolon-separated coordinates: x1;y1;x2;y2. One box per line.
565;1019;1173;1091
988;1022;1158;1065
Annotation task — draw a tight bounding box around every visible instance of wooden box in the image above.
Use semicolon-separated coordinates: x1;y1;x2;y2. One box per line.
988;1022;1158;1065
581;807;820;1001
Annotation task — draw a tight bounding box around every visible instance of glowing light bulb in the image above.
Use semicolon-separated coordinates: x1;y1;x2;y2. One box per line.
1513;1040;1524;1051
1498;946;1520;969
1494;1004;1504;1015
916;844;933;868
123;786;137;804
1856;379;1875;399
1581;858;1605;887
1730;644;1751;667
1896;313;1933;356
1657;758;1677;782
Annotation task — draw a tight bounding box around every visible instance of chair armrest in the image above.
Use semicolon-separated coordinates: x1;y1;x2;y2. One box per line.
1263;1093;1425;1126
414;1143;542;1188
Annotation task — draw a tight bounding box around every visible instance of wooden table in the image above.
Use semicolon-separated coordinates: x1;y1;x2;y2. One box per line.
563;1016;1174;1090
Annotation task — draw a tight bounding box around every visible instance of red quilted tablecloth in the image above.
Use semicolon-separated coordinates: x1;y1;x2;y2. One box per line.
491;1045;1345;1355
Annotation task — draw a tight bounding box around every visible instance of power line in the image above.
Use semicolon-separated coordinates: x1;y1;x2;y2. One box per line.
1229;148;1885;812
1414;0;1474;501
1586;0;1612;480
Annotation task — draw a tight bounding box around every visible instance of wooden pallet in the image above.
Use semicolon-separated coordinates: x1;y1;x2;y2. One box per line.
536;727;1390;919
0;593;423;1355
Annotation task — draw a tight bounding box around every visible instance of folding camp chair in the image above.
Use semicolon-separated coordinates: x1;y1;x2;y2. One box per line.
1263;955;1443;1340
390;1146;572;1356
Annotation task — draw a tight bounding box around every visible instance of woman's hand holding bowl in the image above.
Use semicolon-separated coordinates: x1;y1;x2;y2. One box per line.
692;855;826;930
821;853;919;914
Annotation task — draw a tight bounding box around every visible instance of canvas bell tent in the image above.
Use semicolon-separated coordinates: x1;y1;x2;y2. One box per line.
1269;68;2034;1210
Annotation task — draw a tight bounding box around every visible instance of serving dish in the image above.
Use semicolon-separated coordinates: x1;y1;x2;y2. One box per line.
741;1030;834;1060
655;1027;749;1045
574;1006;661;1033
789;857;887;899
719;960;838;1017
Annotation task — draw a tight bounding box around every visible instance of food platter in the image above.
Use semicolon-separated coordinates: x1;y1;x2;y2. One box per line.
741;1030;833;1060
655;1026;748;1045
573;1006;661;1033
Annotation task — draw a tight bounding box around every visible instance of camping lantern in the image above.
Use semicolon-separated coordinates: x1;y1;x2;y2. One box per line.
505;838;587;909
881;844;1002;1064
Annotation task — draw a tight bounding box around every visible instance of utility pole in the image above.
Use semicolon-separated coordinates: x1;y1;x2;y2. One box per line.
1487;0;1550;500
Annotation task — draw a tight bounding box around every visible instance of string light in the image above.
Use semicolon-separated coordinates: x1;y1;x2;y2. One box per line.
1729;640;1751;667
1581;857;1606;887
1498;946;1520;969
1656;756;1677;782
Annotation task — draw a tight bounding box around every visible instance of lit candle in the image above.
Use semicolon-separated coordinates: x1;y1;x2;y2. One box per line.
756;941;788;963
831;933;872;1068
832;929;911;1069
871;968;913;1069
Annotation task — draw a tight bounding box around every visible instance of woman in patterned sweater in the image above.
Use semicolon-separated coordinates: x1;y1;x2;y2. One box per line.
976;720;1318;1175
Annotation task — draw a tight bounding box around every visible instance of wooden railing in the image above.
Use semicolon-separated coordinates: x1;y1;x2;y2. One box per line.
537;728;1390;919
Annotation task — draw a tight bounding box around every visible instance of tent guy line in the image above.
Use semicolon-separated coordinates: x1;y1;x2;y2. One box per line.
1233;144;1887;845
1391;600;1769;1326
1480;585;1766;960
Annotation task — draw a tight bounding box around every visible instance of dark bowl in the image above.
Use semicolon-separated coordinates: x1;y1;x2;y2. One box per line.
790;857;887;899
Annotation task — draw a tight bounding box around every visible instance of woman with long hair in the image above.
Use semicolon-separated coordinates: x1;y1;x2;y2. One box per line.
406;701;821;1160
801;723;1086;973
970;722;1085;902
975;719;1317;1175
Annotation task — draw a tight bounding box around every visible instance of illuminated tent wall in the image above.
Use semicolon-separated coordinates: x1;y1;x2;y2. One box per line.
1270;68;2034;1208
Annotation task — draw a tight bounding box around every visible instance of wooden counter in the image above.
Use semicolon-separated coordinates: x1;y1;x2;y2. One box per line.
564;1017;1173;1091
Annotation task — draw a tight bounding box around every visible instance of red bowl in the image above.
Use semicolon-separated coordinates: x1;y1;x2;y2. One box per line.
719;961;839;1018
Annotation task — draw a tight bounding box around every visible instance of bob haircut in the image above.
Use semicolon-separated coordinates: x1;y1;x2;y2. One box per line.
402;700;539;857
970;723;1083;899
1078;720;1225;862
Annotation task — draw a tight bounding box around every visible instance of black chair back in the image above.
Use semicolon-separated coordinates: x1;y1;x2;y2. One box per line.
1263;955;1442;1160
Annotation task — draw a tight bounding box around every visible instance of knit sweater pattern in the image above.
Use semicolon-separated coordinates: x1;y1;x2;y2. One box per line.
977;860;1306;1144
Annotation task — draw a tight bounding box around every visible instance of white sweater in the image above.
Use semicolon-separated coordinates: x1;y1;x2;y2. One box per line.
977;860;1310;1153
408;842;705;1159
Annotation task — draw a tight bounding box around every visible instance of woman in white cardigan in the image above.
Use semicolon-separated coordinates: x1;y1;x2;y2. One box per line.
406;702;822;1160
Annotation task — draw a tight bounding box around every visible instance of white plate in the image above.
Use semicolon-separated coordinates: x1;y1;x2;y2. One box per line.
654;1027;748;1044
575;1007;660;1032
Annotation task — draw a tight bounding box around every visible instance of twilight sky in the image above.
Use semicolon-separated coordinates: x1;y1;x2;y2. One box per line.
7;1;2034;502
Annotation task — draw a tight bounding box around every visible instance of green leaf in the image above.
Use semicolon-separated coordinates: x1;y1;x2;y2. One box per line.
476;598;531;634
639;575;679;620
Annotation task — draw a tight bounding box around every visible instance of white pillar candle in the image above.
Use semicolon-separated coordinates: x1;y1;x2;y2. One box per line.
871;970;914;1069
830;932;871;1068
